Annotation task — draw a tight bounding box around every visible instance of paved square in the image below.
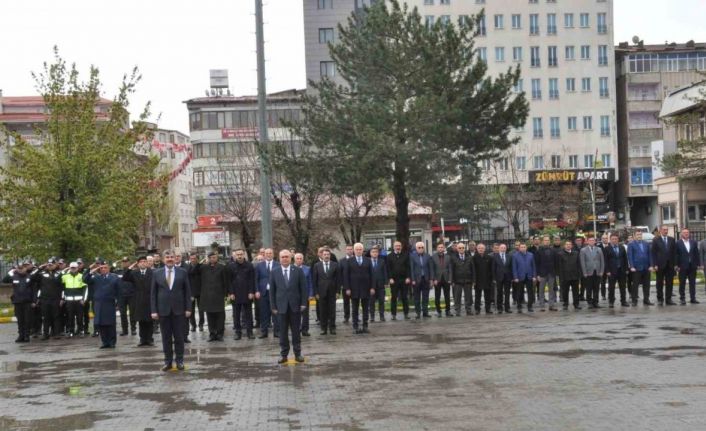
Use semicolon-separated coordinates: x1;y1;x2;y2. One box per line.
2;288;706;430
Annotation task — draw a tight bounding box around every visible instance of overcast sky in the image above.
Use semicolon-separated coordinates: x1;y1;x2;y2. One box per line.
2;0;705;133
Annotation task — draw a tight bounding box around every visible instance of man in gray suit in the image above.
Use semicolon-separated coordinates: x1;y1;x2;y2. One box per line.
579;236;605;309
431;243;452;317
270;249;309;364
150;250;192;371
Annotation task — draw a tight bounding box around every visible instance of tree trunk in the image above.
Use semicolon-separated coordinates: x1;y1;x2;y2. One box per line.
392;167;411;252
240;222;254;261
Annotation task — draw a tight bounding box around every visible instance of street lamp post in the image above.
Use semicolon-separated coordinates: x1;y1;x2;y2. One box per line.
255;0;273;248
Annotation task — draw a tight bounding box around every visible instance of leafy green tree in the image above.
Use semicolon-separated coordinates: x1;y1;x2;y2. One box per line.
289;1;528;250
661;86;706;177
0;48;159;260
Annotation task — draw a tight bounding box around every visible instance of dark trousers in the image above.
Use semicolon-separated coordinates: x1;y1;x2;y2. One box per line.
582;273;601;306
343;293;351;321
351;296;370;329
434;279;451;314
608;271;627;304
600;273;608;299
631;270;651;302
233;302;253;335
190;296;205;330
390;278;409;316
159;313;185;365
301;302;311;333
206;311;225;338
474;282;493;312
453;282;473;314
579;281;586;300
118;295;136;334
319;293;336;331
517;277;535;309
32;305;42;334
561;280;580;307
369;287;385;319
65;301;84;334
496;279;512;311
98;324;116;347
14;303;32;339
655;266;675;302
278;307;302;357
259;295;279;334
413;278;430;316
138;320;154;344
679;266;697;302
41;300;62;337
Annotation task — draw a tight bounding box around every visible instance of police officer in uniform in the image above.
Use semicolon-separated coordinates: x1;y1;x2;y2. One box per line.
3;262;36;342
61;262;88;337
31;258;64;340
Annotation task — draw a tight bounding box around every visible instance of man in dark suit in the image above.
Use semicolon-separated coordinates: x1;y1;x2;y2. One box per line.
369;246;388;322
492;243;513;313
449;242;474;316
410;242;435;319
651;225;677;305
676;228;702;305
628;231;654;306
431;243;452;317
312;248;340;335
193;251;229;342
473;243;494;314
604;233;630;307
344;243;375;333
270;249;308;364
386;241;411;320
150;250;192;371
83;260;120;349
293;253;314;336
228;248;256;340
186;253;204;332
341;245;354;323
123;256;155;346
255;249;280;338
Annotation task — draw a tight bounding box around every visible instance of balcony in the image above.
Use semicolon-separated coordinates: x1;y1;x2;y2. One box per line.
628;127;662;142
630;185;656;196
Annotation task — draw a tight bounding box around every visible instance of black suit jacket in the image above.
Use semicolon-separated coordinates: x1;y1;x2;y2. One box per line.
604;244;629;275
312;261;341;299
344;256;374;299
150;266;192;317
651;236;677;269
492;253;513;284
370;257;388;290
676;239;701;270
269;265;308;313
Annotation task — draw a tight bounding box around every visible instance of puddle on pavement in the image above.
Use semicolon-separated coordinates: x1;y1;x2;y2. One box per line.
134;391;229;420
0;411;110;431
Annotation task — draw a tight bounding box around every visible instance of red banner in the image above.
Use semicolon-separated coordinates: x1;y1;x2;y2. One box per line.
221;128;258;139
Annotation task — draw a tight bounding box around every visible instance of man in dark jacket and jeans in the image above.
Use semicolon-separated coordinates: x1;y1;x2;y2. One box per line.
557;240;582;310
228;249;256;340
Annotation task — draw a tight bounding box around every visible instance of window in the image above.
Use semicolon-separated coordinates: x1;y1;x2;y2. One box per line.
600;115;611;136
687;204;706;222
494;14;504;29
597;12;607;34
568;116;577;130
513;46;523;62
482;159;491;170
317;0;332;9
477;47;487;63
513;78;524;93
193;171;204;186
516;156;526;170
425;15;435;29
584;154;594;168
599;77;609;98
476;0;485;3
550;117;560;137
217;142;226;157
320;61;335;78
583;116;593;130
530;14;539;35
193;143;203;158
551;154;561;168
564;13;574;28
565;45;575;60
533;155;544;169
424;0;434;4
477;15;486;36
458;15;470;26
530;46;540;67
581;77;591;92
627;54;660;73
529;0;538;3
630;167;652;186
532;117;543;138
548;46;558;66
629;112;660;129
580;13;589;28
580;45;590;60
598;45;609;66
440;0;450;4
661;204;675;223
512;14;521;29
319;28;334;43
569;155;578;168
549;78;559;99
601;153;612;168
497;157;509;170
547;13;557;35
493;46;505;62
439;15;451;26
531;79;542;99
566;77;575;92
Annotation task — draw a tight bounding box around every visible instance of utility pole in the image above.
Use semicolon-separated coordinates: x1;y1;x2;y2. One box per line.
255;0;272;248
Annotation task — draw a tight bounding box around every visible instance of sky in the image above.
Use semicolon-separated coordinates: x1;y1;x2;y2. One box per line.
2;0;706;133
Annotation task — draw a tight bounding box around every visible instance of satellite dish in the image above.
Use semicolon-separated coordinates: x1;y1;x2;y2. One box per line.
632;35;640;44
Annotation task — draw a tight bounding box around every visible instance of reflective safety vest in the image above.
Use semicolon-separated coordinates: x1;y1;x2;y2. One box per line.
62;272;87;301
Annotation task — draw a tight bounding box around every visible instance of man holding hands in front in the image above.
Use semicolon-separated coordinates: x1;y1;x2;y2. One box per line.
270;249;308;364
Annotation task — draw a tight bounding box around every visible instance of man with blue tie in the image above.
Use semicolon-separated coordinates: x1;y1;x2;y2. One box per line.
344;243;375;334
676;228;702;305
369;246;388;322
605;233;630;307
270;249;308;364
255;248;280;339
512;243;537;313
293;253;314;337
410;242;435;319
651;225;677;305
150;250;192;371
628;231;653;306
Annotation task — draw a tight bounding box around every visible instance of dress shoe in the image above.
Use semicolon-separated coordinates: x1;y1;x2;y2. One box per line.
162;363;173;372
207;336;216;342
658;300;664;306
680;300;687;305
190;327;196;332
609;303;614;308
549;306;558;311
354;328;363;334
362;327;370;333
415;314;421;320
176;363;185;371
621;302;630;307
247;333;255;339
234;333;242;340
198;325;204;332
216;336;224;342
131;330;137;336
22;337;30;343
380;316;386;322
369;317;375;323
631;301;638;306
258;332;268;339
593;303;601;309
41;334;50;340
320;330;328;336
404;315;411;320
184;338;191;344
295;356;305;363
445;312;453;317
690;299;700;304
301;331;311;337
330;329;336;335
436;312;442;318
137;342;149;347
574;305;582;310
15;337;23;343
99;345;110;349
562;305;569;311
423;313;431;318
391;315;397;321
505;308;512;314
527;307;534;313
273;332;280;338
666;301;677;306
278;357;288;364
92;332;99;337
120;332;128;336
344;318;350;324
644;300;654;306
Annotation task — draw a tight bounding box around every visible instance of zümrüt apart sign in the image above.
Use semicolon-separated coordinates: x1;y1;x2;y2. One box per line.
528;169;615;184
